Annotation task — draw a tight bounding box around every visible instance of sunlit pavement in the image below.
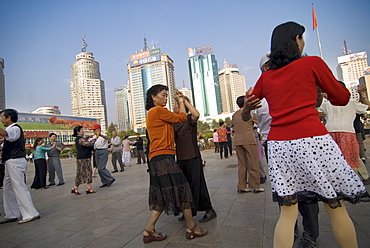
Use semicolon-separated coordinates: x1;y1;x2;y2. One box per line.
0;143;369;248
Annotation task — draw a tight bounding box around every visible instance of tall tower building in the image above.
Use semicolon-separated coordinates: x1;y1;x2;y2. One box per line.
218;59;246;113
0;58;5;110
337;51;368;83
127;40;176;132
114;85;132;131
188;44;222;117
70;37;108;130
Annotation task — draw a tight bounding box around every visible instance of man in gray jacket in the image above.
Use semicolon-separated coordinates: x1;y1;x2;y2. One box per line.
110;131;124;173
46;133;65;186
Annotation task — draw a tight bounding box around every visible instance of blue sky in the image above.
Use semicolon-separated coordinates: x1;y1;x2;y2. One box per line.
1;0;369;124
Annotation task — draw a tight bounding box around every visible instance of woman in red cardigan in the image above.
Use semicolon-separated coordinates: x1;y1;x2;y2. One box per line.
243;21;367;248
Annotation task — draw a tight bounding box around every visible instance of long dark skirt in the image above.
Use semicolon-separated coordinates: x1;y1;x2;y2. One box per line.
75;158;93;186
31;158;47;189
149;155;193;216
177;156;213;216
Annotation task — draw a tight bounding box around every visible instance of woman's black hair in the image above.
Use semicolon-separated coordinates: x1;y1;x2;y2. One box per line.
72;126;83;137
145;84;169;110
268;21;305;70
124;135;129;139
33;137;43;150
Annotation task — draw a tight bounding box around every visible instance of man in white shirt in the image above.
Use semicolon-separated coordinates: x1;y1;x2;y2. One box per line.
90;124;115;188
0;109;40;224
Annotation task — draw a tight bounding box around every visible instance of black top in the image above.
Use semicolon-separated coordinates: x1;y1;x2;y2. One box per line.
135;137;144;150
174;114;201;160
75;136;95;159
2;123;26;163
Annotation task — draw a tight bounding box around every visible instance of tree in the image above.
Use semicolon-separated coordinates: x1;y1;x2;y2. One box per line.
197;121;210;134
218;119;225;125
225;117;231;126
107;122;116;133
211;119;219;130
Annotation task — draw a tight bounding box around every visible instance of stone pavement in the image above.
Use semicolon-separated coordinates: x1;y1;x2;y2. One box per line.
0;144;369;248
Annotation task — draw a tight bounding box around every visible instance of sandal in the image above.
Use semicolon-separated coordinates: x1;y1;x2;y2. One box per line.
71;187;81;195
143;229;167;244
86;188;97;194
186;224;208;240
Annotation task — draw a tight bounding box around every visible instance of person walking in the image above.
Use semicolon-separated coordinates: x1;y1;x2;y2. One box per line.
91;124;115;188
110;131;124;173
143;84;207;244
242;21;367;248
71;126;97;195
212;129;219;153
174;96;217;223
135;133;146;164
122;136;135;167
0;109;40;224
46;133;65;186
31;138;56;190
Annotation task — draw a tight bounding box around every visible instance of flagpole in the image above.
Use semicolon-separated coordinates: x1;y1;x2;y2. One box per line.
316;25;323;59
312;3;323;59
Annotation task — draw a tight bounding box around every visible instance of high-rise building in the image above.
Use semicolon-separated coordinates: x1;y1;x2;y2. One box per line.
32;106;61;115
188;44;222;117
337;51;368;83
0;57;5;110
115;85;132;131
218;59;246;113
127;42;176;132
70;38;107;130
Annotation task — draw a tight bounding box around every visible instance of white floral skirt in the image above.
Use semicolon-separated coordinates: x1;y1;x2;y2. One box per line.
267;134;367;208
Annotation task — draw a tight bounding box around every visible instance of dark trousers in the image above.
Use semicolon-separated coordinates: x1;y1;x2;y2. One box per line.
31;159;47;189
111;151;124;171
0;163;4;187
137;149;146;164
219;142;229;158
227;136;233;155
298;202;320;239
214;142;219;153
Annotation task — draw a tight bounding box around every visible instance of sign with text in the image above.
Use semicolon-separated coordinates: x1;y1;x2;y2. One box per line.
130;54;161;67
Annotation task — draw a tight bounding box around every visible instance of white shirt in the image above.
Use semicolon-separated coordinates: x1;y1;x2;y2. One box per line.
319;99;368;133
5;123;21;142
256;99;272;141
93;133;108;149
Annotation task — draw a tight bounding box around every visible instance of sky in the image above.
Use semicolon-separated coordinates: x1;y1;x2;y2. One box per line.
1;0;369;124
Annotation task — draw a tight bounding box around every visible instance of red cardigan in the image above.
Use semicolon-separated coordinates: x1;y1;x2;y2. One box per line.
252;56;350;141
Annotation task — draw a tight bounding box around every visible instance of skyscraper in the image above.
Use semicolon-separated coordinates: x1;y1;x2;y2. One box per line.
188;44;222;117
218;59;246;113
0;57;5;110
114;85;132;131
337;51;368;83
70;37;107;130
127;42;176;132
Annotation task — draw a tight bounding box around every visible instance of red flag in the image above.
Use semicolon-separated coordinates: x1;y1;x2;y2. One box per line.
312;4;318;30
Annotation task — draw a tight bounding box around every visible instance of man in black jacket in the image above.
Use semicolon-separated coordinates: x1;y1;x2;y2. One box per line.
135;133;146;164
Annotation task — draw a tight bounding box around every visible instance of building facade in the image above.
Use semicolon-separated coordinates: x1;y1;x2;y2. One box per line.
337;51;368;83
114;85;132;131
127;46;176;132
188;44;222;117
0;57;5;110
218;59;246;113
70;51;108;131
32;106;61;115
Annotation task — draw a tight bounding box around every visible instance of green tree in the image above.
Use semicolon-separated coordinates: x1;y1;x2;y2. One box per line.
218;119;225;126
225;117;231;126
211;119;219;130
197;121;210;134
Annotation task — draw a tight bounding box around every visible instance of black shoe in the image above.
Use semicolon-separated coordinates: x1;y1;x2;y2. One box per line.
112;170;118;173
0;218;18;224
178;214;185;221
299;232;316;248
57;182;65;186
260;176;267;184
237;189;250;194
47;183;55;186
199;210;217;223
100;184;108;188
137;162;142;164
225;157;229;159
252;188;265;194
120;169;124;172
107;178;115;187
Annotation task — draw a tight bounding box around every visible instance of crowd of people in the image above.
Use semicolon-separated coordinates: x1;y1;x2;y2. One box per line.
0;20;370;248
